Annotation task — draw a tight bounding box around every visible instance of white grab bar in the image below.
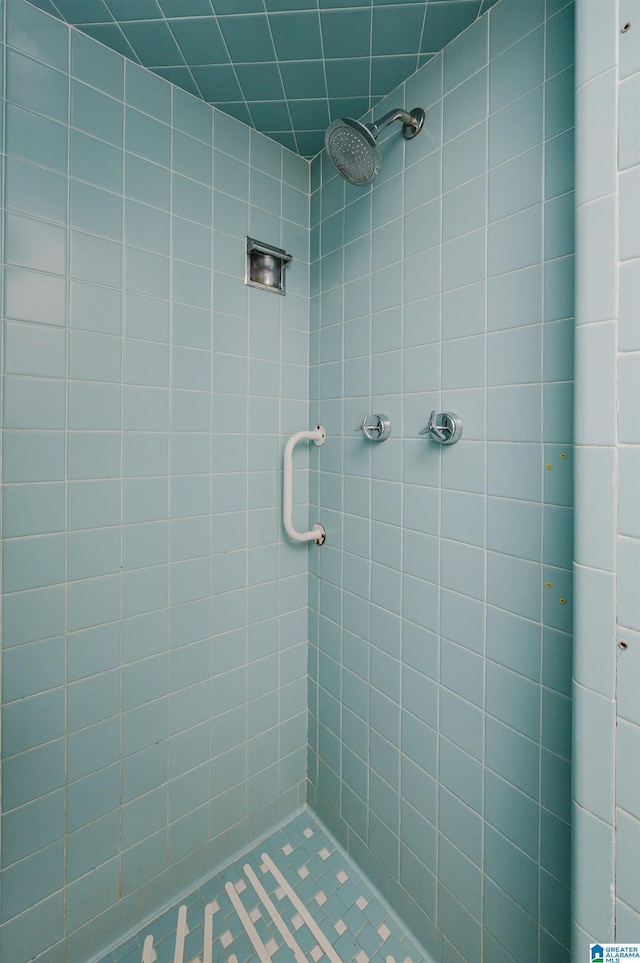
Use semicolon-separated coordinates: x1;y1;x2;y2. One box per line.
283;425;326;545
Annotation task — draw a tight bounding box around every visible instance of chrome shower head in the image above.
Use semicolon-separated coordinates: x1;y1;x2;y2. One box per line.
325;106;425;186
325;117;381;186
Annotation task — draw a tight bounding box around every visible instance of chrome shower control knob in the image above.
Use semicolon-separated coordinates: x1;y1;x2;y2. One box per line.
419;410;462;445
355;414;391;442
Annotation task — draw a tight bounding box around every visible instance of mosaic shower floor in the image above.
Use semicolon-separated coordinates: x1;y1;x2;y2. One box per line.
103;811;425;963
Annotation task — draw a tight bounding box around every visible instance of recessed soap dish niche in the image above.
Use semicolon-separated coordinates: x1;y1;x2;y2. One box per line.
245;236;292;295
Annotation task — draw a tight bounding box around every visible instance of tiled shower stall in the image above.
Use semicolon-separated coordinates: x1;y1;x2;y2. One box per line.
0;0;638;961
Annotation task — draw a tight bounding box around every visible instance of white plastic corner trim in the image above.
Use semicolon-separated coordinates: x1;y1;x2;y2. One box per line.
283;426;326;545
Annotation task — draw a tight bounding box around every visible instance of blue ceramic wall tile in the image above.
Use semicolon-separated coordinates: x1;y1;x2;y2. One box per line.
2;533;65;595
6;48;69;123
71;182;122;243
2;431;65;486
4;266;68;328
487;443;540;508
71;29;124;99
125;200;169;255
68;479;121;532
5;155;68;225
5;210;67;276
125;59;171;123
442;123;486;196
1;840;64;923
618;900;640;943
489;86;543;168
5;102;68;173
546;65;574;140
125;153;170;210
3;481;66;539
443;67;488;143
173;131;212;187
68;527;122;582
484;877;538;963
67;575;121;633
173;86;213;144
443;176;486;242
487;551;541;622
173;173;213;227
68;382;121;431
0;787;65;874
6;0;68;70
125;247;170;299
486;714;539;799
71;129;123;195
491;28;544;114
0;0;581;957
444;16;488;94
489;204;542;276
72;81;123;148
2;640;65;726
70;330;122;384
487;496;542;563
71;230;123;289
489;0;544;58
72;278;122;342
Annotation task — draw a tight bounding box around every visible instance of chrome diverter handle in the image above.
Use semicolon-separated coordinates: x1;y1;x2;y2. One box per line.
419;410;462;445
354;414;391;442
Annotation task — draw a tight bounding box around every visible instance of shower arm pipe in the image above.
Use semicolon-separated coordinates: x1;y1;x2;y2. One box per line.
367;107;418;138
283;426;326;546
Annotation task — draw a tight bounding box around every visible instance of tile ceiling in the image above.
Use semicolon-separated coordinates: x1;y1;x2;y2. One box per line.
31;0;497;157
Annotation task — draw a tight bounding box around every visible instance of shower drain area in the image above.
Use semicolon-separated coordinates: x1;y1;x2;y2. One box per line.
102;813;424;963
